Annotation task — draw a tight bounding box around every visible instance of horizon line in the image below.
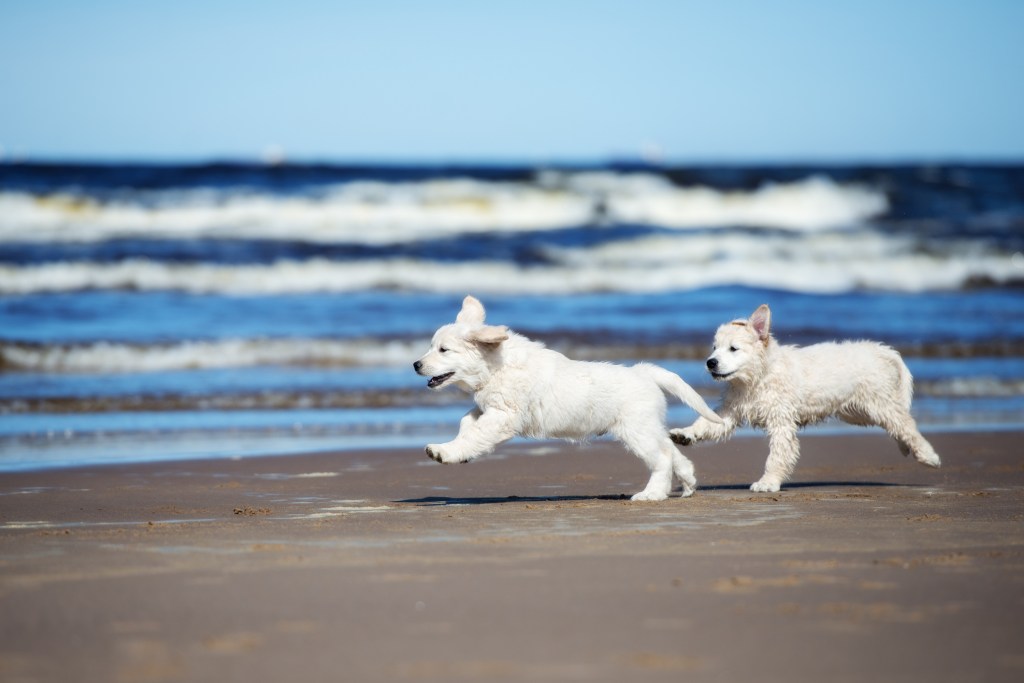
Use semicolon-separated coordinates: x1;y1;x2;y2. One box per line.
3;153;1024;168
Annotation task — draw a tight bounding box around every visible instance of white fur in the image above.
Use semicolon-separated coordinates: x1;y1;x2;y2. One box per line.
414;296;723;501
670;304;941;493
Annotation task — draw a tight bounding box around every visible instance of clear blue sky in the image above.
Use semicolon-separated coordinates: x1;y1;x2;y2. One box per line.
1;0;1022;163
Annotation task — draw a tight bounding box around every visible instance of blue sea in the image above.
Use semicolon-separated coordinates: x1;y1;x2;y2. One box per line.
2;161;1023;471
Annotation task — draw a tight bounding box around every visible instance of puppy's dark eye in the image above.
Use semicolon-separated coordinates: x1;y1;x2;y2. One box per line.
439;347;448;353
729;346;738;352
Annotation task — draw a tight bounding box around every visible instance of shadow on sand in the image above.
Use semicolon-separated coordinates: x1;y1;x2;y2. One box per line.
396;494;630;506
699;481;906;492
397;481;907;505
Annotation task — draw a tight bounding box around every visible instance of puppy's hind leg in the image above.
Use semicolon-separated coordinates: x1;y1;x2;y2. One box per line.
616;429;675;501
876;408;941;468
670;446;698;498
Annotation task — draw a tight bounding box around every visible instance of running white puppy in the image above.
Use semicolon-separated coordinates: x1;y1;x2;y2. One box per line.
414;296;723;501
670;304;941;493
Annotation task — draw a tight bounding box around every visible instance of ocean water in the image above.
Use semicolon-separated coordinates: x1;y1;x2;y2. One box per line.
1;162;1023;471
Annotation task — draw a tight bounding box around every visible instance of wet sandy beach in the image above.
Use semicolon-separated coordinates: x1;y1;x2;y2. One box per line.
1;430;1023;682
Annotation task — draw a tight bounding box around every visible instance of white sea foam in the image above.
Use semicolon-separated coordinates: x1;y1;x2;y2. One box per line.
920;377;1024;398
547;231;1023;290
0;174;886;243
1;238;1019;296
546;172;888;230
0;338;425;373
6;339;1023;394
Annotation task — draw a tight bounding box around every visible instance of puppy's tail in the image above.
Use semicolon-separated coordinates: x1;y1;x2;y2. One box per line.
636;363;724;424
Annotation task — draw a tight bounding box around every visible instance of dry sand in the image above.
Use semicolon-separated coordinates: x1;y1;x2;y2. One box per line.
1;429;1022;682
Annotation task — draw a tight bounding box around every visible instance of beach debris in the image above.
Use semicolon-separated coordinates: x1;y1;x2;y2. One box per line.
232;506;272;516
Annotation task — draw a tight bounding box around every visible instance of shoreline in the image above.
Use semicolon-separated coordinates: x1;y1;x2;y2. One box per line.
3;420;1023;475
1;429;1023;682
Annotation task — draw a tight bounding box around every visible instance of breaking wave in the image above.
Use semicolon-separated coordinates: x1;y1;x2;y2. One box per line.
0;338;425;373
2;246;1020;295
5;378;1020;414
2;375;1021;415
4;338;1023;375
0;174;887;244
917;377;1024;398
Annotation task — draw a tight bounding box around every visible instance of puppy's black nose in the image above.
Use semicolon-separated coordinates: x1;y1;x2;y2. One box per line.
413;360;422;373
706;358;718;370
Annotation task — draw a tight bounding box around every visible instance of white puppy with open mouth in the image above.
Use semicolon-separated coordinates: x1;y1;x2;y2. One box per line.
670;304;941;492
414;296;722;501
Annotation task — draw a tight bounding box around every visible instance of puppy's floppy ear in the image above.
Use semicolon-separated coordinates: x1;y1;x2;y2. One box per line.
456;295;486;324
467;324;509;346
750;304;771;342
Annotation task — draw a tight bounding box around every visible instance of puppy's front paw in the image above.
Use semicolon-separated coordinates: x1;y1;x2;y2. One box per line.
425;444;448;463
426;444;468;464
669;428;694;446
750;477;782;493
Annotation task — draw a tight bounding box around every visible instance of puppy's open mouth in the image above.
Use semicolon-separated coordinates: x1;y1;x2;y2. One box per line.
427;372;455;388
710;371;734;380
